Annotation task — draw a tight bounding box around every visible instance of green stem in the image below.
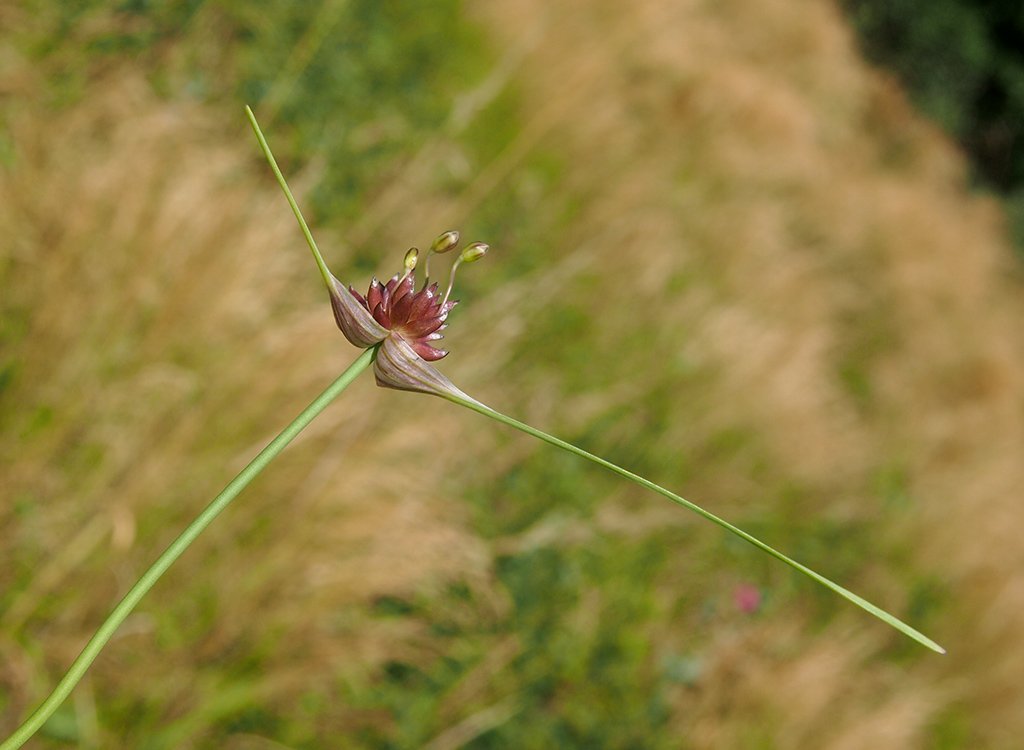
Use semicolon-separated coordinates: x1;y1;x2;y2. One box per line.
244;105;334;291
443;393;945;655
1;347;377;750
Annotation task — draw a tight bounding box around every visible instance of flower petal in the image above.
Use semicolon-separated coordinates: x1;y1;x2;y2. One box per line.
373;334;478;401
411;340;448;361
408;285;438;320
348;286;368;307
329;275;389;348
402;314;447;339
371;301;391;328
390;285;417;325
366;278;383;312
392;275;415;305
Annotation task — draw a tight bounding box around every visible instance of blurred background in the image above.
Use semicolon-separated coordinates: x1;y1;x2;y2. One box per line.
2;0;1023;747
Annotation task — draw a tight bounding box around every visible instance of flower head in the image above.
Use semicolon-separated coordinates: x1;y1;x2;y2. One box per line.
328;231;489;399
347;275;455;361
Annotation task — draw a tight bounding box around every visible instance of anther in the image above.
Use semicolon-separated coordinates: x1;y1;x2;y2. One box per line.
431;230;460;254
398;247;419;286
442;242;490;307
425;230;460;286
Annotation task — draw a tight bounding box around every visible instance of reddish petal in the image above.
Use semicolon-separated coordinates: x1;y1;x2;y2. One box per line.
408;287;437;321
392;275;415;305
410;340;448;361
390;287;417;325
372;301;391;328
348;286;368;309
366;278;383;311
402;315;446;338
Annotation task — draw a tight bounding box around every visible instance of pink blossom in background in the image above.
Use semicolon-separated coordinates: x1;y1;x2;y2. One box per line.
733;583;762;614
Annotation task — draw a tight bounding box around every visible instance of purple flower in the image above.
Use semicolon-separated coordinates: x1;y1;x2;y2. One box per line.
347;275;455;361
327;232;488;399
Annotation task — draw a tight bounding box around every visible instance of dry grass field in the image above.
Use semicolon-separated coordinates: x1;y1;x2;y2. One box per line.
2;0;1023;747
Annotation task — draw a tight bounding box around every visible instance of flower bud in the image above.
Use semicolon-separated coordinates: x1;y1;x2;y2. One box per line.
430;230;460;254
403;247;419;271
459;242;489;264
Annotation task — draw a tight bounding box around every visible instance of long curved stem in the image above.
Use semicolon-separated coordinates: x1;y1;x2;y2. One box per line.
1;347;377;750
245;105;334;291
443;393;945;655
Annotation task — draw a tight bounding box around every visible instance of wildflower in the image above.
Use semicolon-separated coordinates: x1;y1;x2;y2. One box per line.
328;231;489;399
733;583;762;614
